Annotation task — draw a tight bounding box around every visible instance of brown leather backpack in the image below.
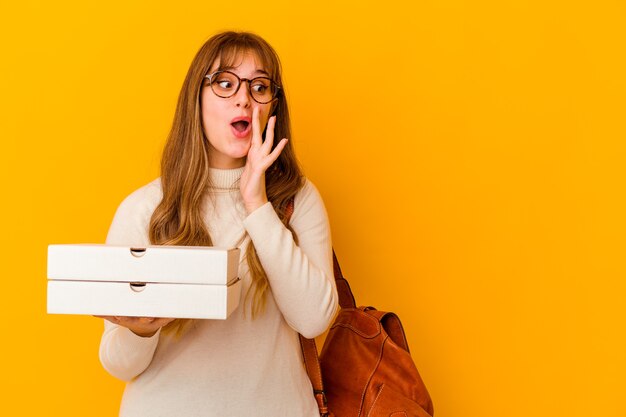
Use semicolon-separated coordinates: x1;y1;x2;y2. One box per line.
299;254;434;417
287;199;434;417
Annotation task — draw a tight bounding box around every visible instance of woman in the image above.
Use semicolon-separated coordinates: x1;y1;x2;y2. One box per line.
98;31;338;416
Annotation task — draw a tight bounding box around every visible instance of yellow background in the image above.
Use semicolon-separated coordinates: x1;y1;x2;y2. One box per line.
1;0;624;415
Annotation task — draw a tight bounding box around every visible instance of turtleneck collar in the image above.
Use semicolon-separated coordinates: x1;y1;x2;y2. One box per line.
208;166;245;190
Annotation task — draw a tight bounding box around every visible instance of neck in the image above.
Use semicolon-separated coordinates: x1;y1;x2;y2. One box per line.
208;166;245;190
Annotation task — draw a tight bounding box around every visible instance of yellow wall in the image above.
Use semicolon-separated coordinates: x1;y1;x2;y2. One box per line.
1;1;624;415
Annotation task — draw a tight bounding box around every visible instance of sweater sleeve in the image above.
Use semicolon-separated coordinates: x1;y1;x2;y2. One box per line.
98;180;163;382
242;179;338;339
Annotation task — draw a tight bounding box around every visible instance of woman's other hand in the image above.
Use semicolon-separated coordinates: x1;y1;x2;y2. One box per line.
94;316;175;338
240;106;288;214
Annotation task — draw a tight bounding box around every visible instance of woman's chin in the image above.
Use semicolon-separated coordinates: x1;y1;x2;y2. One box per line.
206;135;252;168
226;145;251;165
208;148;249;169
233;142;251;157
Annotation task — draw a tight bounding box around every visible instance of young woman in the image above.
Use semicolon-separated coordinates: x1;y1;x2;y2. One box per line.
98;31;338;416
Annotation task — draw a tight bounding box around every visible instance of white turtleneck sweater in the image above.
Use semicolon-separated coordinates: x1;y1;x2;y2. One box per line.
99;167;338;417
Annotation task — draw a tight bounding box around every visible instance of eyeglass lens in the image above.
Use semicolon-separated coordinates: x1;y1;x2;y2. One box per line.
211;71;276;103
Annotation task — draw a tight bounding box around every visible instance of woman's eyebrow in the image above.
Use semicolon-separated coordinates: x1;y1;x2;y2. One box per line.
220;66;269;76
254;69;270;76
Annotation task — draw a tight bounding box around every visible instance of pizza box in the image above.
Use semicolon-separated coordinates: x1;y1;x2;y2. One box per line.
47;244;241;319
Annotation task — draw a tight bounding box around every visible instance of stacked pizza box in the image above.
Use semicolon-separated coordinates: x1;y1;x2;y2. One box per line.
47;244;241;320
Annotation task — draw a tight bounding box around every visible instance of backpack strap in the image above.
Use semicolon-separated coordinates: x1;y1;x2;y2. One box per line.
284;196;351;416
332;251;356;309
299;335;330;416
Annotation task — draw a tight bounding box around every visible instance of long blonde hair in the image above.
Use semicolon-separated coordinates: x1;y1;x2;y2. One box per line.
149;31;304;336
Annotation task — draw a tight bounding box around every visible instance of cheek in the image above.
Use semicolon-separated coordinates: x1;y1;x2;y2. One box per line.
201;96;225;132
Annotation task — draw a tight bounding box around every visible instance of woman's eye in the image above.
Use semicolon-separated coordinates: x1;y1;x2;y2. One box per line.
217;81;233;89
252;84;267;93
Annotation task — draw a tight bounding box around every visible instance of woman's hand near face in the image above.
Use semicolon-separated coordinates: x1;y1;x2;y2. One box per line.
240;106;288;214
95;315;175;338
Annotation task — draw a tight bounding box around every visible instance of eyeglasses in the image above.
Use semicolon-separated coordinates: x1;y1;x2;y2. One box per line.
204;70;281;104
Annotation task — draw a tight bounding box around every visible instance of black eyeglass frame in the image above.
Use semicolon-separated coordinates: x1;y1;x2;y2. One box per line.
204;70;281;104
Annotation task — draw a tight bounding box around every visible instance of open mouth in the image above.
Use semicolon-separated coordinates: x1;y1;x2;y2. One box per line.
231;120;250;133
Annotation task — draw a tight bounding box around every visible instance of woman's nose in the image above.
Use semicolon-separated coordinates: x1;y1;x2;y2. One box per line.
234;82;252;107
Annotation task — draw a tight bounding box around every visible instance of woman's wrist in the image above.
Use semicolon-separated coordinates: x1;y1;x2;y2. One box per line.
244;198;268;214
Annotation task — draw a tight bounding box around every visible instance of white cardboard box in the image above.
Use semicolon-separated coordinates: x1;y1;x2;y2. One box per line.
47;244;241;319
